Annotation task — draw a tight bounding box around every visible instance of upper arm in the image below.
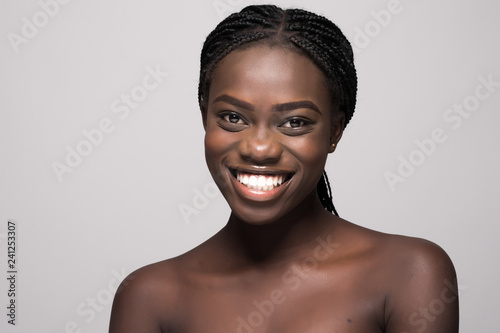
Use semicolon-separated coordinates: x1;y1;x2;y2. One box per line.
384;238;459;333
109;267;174;333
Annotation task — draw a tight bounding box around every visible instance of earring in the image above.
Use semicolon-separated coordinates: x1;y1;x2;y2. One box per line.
331;143;336;148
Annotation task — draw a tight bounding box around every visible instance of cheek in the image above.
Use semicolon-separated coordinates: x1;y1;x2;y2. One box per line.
204;125;234;177
286;131;330;171
204;131;221;169
301;145;328;177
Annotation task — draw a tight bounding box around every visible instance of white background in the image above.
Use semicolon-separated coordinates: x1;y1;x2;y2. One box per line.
1;0;499;332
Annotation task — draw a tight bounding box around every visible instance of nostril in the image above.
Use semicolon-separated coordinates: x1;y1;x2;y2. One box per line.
238;135;283;164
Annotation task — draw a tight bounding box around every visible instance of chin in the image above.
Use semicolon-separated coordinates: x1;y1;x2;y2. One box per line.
231;207;288;226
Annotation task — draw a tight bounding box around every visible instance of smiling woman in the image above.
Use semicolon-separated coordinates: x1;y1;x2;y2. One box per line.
109;5;459;333
204;45;336;225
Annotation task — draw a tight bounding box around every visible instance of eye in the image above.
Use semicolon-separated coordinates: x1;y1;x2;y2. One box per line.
278;117;314;136
220;112;246;125
217;111;248;132
280;118;309;128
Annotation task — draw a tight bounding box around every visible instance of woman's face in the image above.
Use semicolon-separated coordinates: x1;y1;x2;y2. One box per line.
204;45;342;225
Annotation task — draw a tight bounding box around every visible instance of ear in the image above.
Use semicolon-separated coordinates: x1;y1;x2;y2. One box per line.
329;112;345;153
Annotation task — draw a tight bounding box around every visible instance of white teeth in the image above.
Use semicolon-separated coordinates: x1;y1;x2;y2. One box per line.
257;176;266;187
234;171;289;192
249;175;257;187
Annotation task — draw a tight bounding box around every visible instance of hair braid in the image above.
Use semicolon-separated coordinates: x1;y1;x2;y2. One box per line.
199;5;357;216
317;171;339;216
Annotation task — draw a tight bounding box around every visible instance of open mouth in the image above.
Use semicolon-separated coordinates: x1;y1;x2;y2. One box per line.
229;168;293;192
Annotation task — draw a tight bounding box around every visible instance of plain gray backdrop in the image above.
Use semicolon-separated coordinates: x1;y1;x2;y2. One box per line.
1;0;499;332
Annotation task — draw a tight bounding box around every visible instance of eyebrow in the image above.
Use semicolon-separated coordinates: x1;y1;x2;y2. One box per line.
212;94;322;115
274;101;321;115
212;95;255;111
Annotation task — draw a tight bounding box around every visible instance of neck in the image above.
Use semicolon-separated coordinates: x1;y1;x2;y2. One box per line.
220;192;337;266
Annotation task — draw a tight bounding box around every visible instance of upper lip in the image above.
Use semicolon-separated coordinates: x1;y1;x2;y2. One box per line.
228;166;295;176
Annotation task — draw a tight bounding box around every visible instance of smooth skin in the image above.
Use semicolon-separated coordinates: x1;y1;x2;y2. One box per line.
109;46;459;333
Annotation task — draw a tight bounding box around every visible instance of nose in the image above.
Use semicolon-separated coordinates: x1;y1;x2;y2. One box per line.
238;127;283;164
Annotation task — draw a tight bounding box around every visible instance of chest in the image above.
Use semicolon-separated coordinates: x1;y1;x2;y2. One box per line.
168;268;386;333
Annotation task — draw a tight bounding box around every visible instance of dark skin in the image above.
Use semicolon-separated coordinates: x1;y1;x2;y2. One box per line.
109;46;459;333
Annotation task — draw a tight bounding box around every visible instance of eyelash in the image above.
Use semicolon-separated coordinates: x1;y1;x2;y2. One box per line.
220;112;247;125
279;118;311;129
217;112;313;134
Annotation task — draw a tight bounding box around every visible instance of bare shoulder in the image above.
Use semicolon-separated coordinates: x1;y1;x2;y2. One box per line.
114;259;182;304
337;219;456;276
109;258;183;333
382;231;454;272
335;219;459;332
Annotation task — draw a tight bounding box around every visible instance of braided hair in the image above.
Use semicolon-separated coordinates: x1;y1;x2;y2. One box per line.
198;5;357;216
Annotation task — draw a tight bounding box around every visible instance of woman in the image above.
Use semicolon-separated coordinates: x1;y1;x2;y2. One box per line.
109;5;458;332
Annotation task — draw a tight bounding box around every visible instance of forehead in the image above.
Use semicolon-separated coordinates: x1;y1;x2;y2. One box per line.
209;45;331;109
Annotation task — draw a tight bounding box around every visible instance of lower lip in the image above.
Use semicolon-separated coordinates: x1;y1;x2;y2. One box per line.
230;174;291;202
